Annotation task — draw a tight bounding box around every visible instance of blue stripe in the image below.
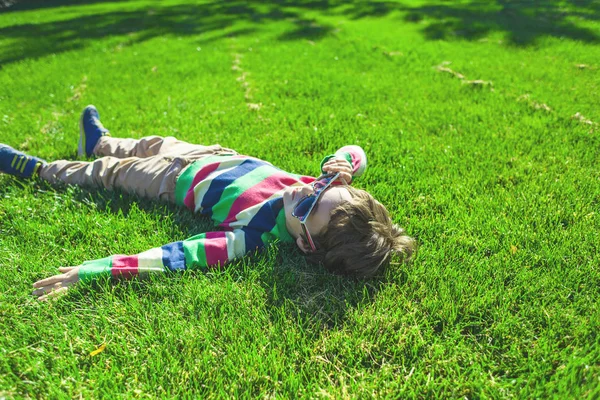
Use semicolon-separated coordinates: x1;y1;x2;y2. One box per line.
161;241;186;271
246;197;282;233
200;159;266;216
242;227;266;252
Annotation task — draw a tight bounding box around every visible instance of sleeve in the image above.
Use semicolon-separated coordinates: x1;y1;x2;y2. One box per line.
320;145;368;179
77;229;256;283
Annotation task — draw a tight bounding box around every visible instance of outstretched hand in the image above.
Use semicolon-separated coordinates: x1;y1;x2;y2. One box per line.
32;266;80;301
322;157;353;184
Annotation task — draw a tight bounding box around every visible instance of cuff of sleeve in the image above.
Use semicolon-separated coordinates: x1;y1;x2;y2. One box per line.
79;256;113;284
320;154;336;175
337;146;367;177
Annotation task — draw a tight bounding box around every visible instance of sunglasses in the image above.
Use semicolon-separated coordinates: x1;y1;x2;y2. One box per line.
291;172;341;252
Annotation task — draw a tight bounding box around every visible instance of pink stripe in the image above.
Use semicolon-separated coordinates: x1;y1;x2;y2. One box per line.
183;156;250;209
346;148;363;173
111;255;139;279
183;163;221;209
222;173;299;227
299;175;316;184
204;231;229;267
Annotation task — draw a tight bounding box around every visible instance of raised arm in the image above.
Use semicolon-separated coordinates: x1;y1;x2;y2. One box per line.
32;229;255;300
320;145;367;183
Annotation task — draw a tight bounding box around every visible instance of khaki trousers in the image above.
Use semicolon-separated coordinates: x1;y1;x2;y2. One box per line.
40;136;236;203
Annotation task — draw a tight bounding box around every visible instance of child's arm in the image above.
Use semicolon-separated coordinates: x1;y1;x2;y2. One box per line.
320;145;367;183
32;229;256;301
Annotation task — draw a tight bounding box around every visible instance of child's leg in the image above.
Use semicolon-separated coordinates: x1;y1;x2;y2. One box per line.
94;136;237;160
81;105;236;160
39;155;187;203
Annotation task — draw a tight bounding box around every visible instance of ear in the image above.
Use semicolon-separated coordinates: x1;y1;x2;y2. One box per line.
296;237;313;253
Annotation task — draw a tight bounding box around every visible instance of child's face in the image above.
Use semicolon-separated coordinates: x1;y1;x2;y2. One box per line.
282;184;352;253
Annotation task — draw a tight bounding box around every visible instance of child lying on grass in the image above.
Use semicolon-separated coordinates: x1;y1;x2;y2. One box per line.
0;106;415;300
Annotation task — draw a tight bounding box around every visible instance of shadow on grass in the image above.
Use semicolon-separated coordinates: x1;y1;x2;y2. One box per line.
403;0;600;45
50;183;390;329
1;0;598;66
0;1;333;66
0;0;128;12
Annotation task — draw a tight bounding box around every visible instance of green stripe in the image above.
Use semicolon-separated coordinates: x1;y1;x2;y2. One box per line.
11;155;17;168
175;161;203;206
15;156;24;172
262;209;293;244
78;256;113;283
341;152;353;169
182;233;208;270
211;165;279;223
319;154;335;174
272;208;294;243
174;155;237;206
261;232;278;247
32;162;42;176
20;157;28;173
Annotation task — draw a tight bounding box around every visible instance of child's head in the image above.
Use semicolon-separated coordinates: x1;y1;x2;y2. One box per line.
283;184;415;278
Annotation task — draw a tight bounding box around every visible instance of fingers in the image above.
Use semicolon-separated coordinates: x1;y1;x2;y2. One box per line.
323;164;351;174
33;277;77;300
38;286;69;302
33;266;77;288
338;172;352;184
33;281;67;296
32;266;80;301
33;273;68;289
323;158;351;169
322;164;352;184
323;159;352;176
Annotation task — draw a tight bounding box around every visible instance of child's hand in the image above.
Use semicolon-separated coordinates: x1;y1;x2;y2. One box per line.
32;266;80;301
322;157;353;184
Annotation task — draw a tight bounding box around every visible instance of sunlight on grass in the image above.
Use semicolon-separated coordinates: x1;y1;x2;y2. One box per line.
1;0;599;398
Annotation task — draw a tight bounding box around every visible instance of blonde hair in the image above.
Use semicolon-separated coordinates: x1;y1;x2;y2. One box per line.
307;187;415;278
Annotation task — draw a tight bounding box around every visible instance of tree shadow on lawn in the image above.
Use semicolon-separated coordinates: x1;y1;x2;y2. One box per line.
403;0;600;45
341;0;600;44
1;0;598;67
0;0;128;13
0;0;129;12
51;184;391;329
0;1;331;66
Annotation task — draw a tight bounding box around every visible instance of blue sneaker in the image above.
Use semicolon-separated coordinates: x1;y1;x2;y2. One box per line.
78;105;109;158
0;144;46;179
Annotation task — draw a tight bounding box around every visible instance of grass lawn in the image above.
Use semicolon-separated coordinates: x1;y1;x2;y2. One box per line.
1;0;599;398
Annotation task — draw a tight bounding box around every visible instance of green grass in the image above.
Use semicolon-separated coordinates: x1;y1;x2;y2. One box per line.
1;0;599;398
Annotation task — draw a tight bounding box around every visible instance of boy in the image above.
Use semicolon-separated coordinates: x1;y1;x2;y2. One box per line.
0;106;415;301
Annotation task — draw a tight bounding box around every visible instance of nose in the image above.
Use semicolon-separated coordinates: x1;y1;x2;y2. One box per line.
298;185;314;198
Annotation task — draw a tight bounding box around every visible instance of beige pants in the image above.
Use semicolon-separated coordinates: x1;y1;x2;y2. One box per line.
40;136;236;203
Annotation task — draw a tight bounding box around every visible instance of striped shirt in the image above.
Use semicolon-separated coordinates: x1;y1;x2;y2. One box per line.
78;145;367;283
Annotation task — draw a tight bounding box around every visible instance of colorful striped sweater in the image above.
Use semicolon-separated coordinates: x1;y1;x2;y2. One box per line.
77;145;368;283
